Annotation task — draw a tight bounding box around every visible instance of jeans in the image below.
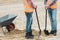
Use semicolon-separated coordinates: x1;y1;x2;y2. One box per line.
25;12;33;33
48;8;57;31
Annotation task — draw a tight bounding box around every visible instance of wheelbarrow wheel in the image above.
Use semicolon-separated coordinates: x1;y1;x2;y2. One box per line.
6;23;15;32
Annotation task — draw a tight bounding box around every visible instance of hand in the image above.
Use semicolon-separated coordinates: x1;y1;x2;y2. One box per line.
45;4;49;9
33;5;37;9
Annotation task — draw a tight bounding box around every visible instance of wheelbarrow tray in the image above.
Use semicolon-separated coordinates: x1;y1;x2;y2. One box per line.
0;14;17;27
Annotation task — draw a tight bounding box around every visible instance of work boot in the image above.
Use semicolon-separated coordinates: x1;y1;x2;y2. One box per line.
25;32;34;39
29;32;34;37
25;32;29;39
50;30;57;36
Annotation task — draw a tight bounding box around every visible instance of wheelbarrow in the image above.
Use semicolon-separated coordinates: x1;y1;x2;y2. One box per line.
0;14;17;32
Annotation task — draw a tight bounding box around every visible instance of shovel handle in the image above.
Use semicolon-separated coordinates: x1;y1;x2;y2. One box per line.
35;8;40;31
35;8;41;38
45;7;47;30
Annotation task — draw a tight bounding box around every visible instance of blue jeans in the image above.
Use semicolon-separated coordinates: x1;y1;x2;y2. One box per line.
48;8;57;31
25;12;33;33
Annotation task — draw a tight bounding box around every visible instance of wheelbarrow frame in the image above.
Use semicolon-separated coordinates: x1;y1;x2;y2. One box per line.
0;14;17;32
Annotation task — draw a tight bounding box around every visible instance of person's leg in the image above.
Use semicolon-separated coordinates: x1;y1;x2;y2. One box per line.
25;12;34;38
25;12;33;33
51;9;57;33
48;8;57;35
48;8;52;20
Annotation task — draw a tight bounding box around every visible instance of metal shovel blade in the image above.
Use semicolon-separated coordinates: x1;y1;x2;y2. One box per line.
44;29;49;35
38;30;41;38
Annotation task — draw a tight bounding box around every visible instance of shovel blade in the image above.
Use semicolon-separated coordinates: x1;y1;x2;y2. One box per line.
44;30;49;35
38;30;41;38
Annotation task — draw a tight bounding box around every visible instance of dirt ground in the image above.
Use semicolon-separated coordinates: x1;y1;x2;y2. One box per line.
0;0;60;40
0;29;60;40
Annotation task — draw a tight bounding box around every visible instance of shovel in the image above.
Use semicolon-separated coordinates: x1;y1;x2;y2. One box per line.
35;8;41;38
44;7;49;35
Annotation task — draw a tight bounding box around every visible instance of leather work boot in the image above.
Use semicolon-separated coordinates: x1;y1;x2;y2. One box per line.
25;32;34;39
50;30;57;36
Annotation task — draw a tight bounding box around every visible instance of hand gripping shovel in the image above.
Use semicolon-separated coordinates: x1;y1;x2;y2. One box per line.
35;8;41;38
44;8;49;35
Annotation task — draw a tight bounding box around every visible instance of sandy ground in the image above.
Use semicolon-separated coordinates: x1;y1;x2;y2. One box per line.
0;29;60;40
0;0;60;40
